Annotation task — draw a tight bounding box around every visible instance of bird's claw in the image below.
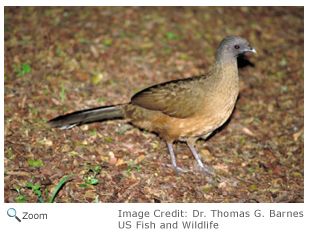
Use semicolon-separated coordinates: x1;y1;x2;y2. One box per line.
201;166;215;175
174;166;187;175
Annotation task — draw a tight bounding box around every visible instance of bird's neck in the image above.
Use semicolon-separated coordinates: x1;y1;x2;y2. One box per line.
211;58;238;80
199;57;240;98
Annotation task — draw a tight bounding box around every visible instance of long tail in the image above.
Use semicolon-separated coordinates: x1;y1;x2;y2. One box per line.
49;105;125;130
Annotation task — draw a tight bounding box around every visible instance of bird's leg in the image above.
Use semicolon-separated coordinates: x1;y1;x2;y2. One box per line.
166;142;187;174
186;142;215;175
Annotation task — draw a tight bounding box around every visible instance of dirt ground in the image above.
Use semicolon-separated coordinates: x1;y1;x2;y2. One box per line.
4;6;304;203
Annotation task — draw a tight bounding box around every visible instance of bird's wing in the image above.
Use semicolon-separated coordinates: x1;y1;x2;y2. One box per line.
131;76;207;118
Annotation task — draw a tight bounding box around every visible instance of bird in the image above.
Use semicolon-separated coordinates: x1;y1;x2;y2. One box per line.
49;36;256;175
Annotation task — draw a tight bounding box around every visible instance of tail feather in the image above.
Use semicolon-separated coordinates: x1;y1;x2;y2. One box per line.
49;105;124;130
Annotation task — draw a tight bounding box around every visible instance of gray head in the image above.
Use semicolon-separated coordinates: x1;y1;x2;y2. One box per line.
215;36;256;63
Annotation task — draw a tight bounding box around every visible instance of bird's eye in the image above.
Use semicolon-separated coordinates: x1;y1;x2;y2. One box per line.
234;45;240;49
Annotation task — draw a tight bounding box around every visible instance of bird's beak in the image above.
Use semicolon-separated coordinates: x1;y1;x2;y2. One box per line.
247;46;257;54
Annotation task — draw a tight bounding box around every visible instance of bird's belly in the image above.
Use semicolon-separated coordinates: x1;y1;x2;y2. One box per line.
173;95;237;141
176;116;222;140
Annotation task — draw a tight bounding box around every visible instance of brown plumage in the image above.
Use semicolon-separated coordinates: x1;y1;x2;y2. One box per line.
49;36;256;175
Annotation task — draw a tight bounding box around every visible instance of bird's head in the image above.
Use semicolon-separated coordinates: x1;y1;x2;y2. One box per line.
215;36;257;63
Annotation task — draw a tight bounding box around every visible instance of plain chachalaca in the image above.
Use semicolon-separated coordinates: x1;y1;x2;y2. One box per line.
49;36;256;175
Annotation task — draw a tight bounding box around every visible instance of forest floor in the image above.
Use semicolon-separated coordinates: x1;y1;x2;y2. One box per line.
4;6;304;203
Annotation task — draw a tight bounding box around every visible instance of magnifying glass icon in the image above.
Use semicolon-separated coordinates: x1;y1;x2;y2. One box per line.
7;208;21;222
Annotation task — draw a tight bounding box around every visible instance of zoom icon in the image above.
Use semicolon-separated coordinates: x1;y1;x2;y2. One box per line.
7;208;21;222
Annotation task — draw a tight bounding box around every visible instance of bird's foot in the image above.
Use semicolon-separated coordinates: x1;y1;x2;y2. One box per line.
174;166;187;175
200;166;215;175
163;163;187;175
